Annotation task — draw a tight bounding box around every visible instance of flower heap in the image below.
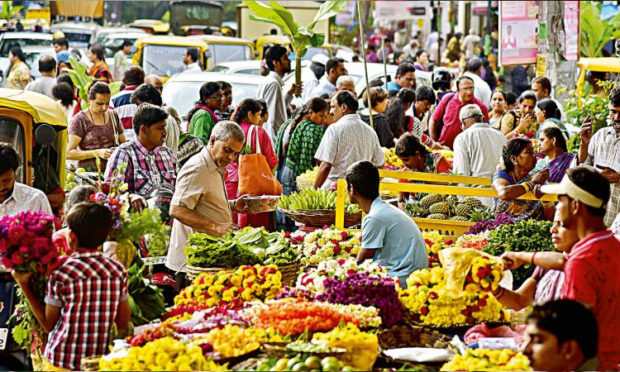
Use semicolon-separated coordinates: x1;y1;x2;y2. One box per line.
465;256;503;293
423;231;454;267
383;147;404;170
440;349;532;371
173;265;282;314
456;233;488;251
400;266;508;327
316;271;404;327
312;323;379;371
296;257;386;293
191;324;264;359
99;337;227;372
299;228;362;266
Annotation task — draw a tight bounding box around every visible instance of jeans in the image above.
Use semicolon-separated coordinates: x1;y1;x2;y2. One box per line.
276;164;297;231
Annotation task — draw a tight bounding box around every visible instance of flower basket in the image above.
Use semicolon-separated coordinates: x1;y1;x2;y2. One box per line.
278;261;300;286
185;265;232;281
277;208;361;227
378;324;452;351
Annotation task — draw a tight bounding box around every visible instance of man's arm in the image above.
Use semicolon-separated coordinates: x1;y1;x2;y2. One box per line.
452;138;470;176
114;299;131;331
169;205;237;237
314;161;332;189
356;248;376;264
12;271;60;333
501;251;566;271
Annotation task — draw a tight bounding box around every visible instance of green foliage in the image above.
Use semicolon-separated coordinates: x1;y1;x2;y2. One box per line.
184;232;262;268
483;220;555;287
67;57;122;110
127;264;167;326
580;1;620;57
0;2;23;20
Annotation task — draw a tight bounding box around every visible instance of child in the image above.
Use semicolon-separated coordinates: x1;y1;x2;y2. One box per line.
12;202;130;370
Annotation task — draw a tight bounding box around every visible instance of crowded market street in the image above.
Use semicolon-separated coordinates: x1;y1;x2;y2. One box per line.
0;0;619;371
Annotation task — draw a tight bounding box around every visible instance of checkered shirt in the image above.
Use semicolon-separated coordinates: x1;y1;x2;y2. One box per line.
44;251;128;370
105;139;177;198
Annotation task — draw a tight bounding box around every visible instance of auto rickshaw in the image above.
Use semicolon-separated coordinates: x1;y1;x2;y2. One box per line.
128;19;171;35
132;35;208;81
189;35;255;68
576;57;620;98
0;89;67;210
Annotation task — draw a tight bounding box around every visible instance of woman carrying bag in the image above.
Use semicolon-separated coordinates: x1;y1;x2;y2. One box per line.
226;98;280;229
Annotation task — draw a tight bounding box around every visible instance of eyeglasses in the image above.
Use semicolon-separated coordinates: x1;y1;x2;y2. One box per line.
458;86;474;91
207;95;223;100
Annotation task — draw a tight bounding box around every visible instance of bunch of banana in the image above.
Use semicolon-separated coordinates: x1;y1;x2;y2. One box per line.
279;189;361;213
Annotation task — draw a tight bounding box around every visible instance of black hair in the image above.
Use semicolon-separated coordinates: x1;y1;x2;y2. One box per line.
397;88;416;105
257;98;268;116
566;166;610;217
187;81;221;121
218;81;232;90
0;143;19;175
9;46;25;62
466;58;483;73
185;47;199;63
57;73;74;88
456;76;474;90
492;90;507;101
66;202;113;249
537;99;561;120
53;38;69;49
325;58;344;75
265;45;288;71
123;66;145;86
541;126;567;152
532;76;552;94
415;86;436;105
131;83;162;106
345;161;380;200
505;91;518;106
393;51;404;62
385;96;406;136
231;98;261;124
66;185;96;212
133;103;169;136
284;97;328;155
122;40;133;48
88;81;110;100
527;299;598;360
395;132;428;158
414;49;427;61
310;62;325;80
519;91;537;104
501;138;531;173
610;86;620;107
52;82;75;107
396;62;416;78
368;78;385;88
89;44;105;61
334;90;359;112
38;55;57;73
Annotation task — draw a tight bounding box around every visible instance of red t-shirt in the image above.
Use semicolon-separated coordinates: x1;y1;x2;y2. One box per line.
431;93;489;149
562;230;620;371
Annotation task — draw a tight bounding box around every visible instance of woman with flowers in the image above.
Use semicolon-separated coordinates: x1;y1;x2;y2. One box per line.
11;203;130;370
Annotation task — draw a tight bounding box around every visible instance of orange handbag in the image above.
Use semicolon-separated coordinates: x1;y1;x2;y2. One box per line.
238;126;283;196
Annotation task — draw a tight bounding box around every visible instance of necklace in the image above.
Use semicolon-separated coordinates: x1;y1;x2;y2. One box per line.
88;109;108;127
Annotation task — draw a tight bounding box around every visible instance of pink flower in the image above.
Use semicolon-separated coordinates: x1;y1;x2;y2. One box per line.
11;253;24;266
8;225;25;244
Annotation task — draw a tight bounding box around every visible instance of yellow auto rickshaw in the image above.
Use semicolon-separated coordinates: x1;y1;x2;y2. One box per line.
132;35;208;81
128;19;171;35
576;57;620;98
0;89;67;209
189;35;255;69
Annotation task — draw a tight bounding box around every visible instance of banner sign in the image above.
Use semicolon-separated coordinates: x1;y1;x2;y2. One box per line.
564;1;580;60
500;1;539;65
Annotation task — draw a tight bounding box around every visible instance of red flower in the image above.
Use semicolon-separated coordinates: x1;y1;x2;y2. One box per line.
340;231;348;239
420;306;429;315
333;246;341;254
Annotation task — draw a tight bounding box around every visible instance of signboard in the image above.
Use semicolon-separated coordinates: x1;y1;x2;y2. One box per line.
564;1;580;60
335;1;356;27
536;54;548;76
374;1;417;21
500;1;539;65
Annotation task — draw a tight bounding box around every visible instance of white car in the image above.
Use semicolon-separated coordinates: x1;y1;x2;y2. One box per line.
211;59;310;75
162;71;264;120
51;22;101;49
0;32;53;79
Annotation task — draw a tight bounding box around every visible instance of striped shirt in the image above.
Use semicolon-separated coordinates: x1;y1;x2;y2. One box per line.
111;86;138;141
584;126;620;226
105;139;177;198
44;251;128;370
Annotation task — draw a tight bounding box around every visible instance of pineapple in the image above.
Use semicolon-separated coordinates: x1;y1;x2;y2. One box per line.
427;213;448;220
451;216;470;222
446;195;459;206
420;194;446;209
429;202;451;215
455;203;473;217
462;197;483;209
404;201;429;218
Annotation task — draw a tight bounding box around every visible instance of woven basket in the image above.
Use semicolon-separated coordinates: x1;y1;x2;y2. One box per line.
278;208;362;227
278;261;301;286
378;324;452;351
186;265;232;281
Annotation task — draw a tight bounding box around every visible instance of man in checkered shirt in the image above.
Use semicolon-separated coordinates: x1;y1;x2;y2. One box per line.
579;86;620;226
12;203;130;370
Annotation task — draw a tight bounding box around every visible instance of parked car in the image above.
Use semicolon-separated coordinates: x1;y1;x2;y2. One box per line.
211;60;309;75
0;32;53;79
50;22;101;49
162;72;264;120
96;28;147;57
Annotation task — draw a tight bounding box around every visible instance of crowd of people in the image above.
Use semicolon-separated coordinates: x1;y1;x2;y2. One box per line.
1;25;620;371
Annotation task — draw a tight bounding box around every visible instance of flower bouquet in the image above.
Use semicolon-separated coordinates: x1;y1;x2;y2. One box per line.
423;231;455;267
299;228;361;266
0;211;63;351
296;257;386;294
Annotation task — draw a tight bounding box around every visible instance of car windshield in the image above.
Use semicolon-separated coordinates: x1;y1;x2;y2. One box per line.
210;65;230;73
63;32;92;45
162;80;258;119
210;44;251;65
143;44;187;76
100;36;138;57
0;38;51;56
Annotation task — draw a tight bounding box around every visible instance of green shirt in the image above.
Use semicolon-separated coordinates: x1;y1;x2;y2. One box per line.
286;119;324;177
188;109;216;144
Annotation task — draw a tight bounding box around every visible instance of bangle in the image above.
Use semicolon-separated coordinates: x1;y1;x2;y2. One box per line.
493;286;505;298
522;182;531;193
531;252;537;265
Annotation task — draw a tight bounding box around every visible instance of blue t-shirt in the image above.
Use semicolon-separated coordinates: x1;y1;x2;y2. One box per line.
385;80;401;93
362;197;428;287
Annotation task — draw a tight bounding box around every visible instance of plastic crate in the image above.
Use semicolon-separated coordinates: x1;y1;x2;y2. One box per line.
412;218;475;237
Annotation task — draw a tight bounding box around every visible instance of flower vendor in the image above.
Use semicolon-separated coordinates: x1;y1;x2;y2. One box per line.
523;299;599;372
345;161;427;287
12;203;131;370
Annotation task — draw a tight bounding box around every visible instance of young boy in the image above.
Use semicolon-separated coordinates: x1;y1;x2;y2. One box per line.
12;202;130;370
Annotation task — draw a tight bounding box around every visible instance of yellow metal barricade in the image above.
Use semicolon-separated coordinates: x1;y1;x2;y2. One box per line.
335;170;557;237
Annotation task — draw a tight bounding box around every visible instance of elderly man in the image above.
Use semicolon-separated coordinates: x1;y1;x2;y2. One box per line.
310;57;347;97
25;55;57;98
453;104;506;207
336;75;356;96
386;62;416;93
145;74;164;94
166;121;246;273
314;90;384;190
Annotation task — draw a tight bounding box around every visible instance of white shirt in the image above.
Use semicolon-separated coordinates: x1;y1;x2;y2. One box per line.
0;182;52;217
257;71;292;142
184;62;201;73
314;114;384;190
463;72;492;107
453;123;506;207
309;77;336;98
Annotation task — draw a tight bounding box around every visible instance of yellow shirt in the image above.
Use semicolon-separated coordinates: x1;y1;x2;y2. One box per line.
7;60;30;89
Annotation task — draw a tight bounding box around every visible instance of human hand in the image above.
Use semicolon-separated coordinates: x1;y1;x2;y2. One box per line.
580;115;593;144
599;167;620;183
11;270;33;287
128;194;146;212
213;222;239;236
501;252;528;270
517;114;534;132
531;169;550;185
95;148;114;159
231;196;249;213
533;184;544;199
288;83;302;97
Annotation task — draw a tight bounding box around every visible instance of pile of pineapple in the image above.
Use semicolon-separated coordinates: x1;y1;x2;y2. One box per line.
404;194;494;222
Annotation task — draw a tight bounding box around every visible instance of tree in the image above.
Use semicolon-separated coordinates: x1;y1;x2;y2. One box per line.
242;1;346;89
580;1;620;57
0;2;23;21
